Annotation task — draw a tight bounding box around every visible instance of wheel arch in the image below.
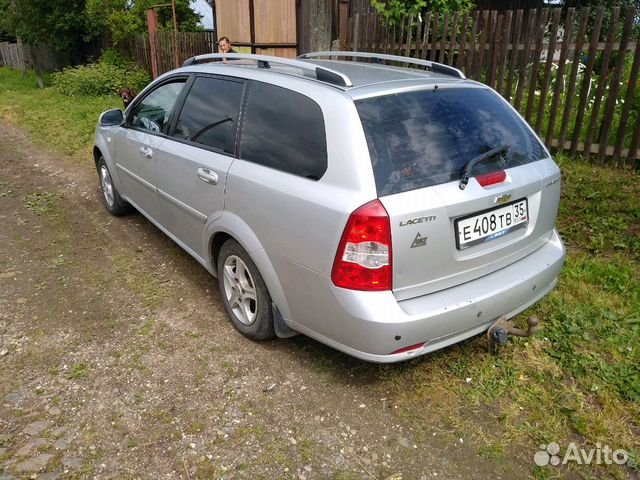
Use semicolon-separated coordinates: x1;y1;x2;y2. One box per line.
207;214;292;320
93;146;102;171
93;137;127;198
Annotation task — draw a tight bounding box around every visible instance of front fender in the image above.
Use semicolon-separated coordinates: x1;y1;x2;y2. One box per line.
205;211;292;320
94;125;126;194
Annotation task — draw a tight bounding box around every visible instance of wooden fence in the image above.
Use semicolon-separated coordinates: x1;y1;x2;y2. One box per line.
0;42;21;69
0;42;66;72
119;31;217;78
347;7;640;166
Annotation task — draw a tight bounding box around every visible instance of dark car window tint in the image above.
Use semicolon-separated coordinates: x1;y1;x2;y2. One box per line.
174;76;245;152
240;82;327;180
356;88;547;196
131;81;185;134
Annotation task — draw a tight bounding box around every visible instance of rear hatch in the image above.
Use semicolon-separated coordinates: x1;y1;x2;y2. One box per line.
355;86;561;301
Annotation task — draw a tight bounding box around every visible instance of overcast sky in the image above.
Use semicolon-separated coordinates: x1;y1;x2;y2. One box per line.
192;0;214;30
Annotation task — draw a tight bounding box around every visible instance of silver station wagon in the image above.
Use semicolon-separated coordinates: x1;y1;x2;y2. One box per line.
93;51;565;362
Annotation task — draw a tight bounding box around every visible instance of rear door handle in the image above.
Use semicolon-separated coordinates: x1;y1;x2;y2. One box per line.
197;168;218;185
139;146;153;159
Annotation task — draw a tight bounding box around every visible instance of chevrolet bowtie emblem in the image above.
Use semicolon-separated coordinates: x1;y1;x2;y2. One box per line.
494;193;512;205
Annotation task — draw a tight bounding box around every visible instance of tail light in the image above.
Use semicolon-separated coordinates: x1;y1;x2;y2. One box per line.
476;170;506;187
331;199;392;291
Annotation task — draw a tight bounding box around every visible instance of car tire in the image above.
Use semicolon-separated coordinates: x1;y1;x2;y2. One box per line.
217;239;275;340
97;156;131;216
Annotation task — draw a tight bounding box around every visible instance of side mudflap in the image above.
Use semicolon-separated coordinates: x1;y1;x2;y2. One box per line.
272;303;299;338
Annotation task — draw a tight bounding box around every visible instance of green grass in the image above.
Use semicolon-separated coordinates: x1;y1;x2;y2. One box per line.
25;191;63;217
376;156;639;478
0;67;638;477
66;363;88;379
0;67;121;163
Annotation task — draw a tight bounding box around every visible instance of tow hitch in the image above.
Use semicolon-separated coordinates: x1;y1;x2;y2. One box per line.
487;315;539;345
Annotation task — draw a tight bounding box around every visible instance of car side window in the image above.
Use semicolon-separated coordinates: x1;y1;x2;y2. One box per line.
239;81;327;180
130;80;186;134
173;76;245;152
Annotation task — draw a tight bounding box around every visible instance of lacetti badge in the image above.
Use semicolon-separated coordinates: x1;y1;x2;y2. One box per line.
399;216;436;227
410;233;428;248
494;193;512;205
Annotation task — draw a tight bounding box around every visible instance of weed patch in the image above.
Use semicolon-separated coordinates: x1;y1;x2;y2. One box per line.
66;363;88;379
25;191;63;217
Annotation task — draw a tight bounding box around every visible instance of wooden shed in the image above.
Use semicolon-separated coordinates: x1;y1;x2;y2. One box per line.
213;0;338;57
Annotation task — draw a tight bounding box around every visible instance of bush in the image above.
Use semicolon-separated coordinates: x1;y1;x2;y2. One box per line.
52;54;150;97
99;48;129;68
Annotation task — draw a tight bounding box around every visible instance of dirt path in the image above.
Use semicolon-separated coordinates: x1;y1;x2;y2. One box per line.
0;120;517;479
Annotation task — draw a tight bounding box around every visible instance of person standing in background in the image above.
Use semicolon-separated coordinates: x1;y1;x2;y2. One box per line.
218;37;237;63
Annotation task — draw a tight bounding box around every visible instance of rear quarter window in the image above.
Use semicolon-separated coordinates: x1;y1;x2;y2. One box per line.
355;87;547;196
239;81;327;180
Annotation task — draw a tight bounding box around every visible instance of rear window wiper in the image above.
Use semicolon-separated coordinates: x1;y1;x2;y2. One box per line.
459;144;510;190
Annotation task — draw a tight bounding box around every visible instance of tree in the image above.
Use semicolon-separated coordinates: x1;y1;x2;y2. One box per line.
85;0;203;44
0;0;87;86
4;0;87;58
560;0;639;7
0;0;16;42
371;0;475;23
559;0;640;39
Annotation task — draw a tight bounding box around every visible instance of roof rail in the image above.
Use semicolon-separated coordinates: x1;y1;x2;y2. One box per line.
297;51;466;80
182;53;354;87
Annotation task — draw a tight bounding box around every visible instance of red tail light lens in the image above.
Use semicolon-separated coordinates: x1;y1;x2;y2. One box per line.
331;199;392;291
476;170;506;187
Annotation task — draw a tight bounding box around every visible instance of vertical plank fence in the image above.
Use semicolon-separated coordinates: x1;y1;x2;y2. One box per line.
119;31;217;78
0;42;61;71
347;7;640;166
0;42;21;69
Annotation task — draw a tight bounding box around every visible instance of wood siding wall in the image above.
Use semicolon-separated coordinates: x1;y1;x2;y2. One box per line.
214;0;297;58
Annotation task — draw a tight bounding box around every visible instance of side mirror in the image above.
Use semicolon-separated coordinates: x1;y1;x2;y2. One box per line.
99;109;124;126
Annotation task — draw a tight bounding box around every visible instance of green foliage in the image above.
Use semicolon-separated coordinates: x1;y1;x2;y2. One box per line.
0;0;15;42
562;1;640;40
2;0;86;56
0;0;203;59
85;0;203;44
371;0;474;24
99;47;127;67
66;362;88;379
85;0;141;44
52;54;150;97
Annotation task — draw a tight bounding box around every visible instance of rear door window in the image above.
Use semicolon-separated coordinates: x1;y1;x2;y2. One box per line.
173;76;245;153
239;81;327;180
355;88;547;196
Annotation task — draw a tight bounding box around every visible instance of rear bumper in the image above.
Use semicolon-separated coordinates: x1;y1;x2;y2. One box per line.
282;229;565;363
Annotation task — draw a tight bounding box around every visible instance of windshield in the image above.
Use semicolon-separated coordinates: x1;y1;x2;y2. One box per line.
355;88;547;196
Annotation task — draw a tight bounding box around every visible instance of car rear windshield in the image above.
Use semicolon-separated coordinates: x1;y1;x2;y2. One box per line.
355;87;547;196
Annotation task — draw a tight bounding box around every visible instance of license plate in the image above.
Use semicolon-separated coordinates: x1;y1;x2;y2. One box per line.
456;199;528;250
